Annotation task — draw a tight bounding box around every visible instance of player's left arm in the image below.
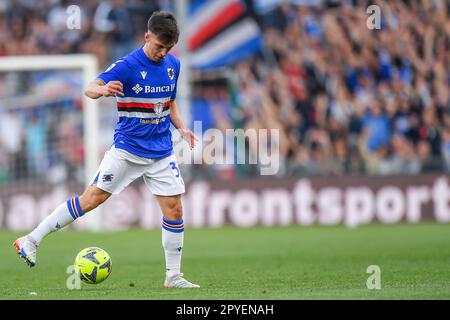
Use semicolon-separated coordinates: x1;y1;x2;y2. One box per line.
170;100;197;149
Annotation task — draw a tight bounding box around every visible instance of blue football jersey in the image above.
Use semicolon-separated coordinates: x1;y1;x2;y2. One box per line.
97;47;180;159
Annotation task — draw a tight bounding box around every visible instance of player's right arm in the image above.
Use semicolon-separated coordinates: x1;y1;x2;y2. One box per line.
85;59;131;99
84;79;124;99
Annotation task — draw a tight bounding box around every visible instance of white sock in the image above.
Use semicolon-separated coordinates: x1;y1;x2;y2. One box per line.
29;197;84;245
162;217;184;278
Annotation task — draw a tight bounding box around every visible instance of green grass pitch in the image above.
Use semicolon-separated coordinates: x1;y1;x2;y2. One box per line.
1;223;449;299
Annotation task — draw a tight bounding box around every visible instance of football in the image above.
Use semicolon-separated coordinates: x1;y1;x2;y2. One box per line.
74;247;112;284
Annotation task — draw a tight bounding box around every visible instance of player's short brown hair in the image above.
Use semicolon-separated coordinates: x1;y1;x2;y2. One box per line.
147;11;179;45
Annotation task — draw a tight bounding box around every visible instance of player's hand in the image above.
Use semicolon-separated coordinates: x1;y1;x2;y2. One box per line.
99;81;124;97
179;128;198;149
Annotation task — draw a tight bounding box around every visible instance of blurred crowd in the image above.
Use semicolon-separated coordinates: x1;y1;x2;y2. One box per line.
192;0;450;178
0;0;162;65
270;0;450;176
0;95;85;184
1;0;450;184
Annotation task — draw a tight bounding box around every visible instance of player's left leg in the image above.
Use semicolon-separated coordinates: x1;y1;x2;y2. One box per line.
156;195;199;288
145;155;199;288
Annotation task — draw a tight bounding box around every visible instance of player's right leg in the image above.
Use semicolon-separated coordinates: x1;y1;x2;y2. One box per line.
13;186;111;267
13;146;140;268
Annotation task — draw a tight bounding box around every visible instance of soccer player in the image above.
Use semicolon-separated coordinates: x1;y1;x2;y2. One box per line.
13;11;200;288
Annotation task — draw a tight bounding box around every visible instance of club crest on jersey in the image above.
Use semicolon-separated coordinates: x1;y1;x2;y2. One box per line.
154;102;164;115
167;68;175;80
140;71;147;79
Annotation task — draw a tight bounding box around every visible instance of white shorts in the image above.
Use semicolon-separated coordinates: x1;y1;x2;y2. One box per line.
90;146;185;196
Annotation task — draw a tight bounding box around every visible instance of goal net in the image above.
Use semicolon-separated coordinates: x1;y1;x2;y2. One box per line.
0;54;102;231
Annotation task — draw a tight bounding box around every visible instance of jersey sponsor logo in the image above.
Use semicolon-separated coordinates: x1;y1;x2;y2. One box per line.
130;84;175;95
140;117;166;124
132;83;143;94
167;68;175;80
140;71;147;79
144;84;175;93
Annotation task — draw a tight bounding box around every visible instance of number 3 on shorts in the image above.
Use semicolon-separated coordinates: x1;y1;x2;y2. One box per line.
169;161;180;178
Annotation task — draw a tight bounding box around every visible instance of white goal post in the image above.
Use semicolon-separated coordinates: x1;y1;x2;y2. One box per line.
0;54;102;230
